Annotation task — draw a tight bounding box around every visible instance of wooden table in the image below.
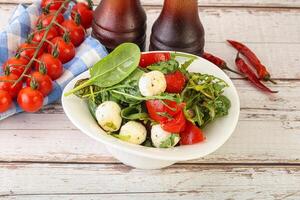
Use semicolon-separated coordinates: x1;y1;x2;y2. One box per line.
1;0;300;199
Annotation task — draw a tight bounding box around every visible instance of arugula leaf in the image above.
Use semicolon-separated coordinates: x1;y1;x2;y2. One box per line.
147;59;179;74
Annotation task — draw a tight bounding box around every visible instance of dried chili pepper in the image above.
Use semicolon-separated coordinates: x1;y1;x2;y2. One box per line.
235;53;277;93
202;52;243;76
227;40;276;84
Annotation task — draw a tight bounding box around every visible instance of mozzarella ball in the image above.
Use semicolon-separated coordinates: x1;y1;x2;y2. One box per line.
119;121;147;145
151;125;180;148
139;70;167;96
95;101;122;132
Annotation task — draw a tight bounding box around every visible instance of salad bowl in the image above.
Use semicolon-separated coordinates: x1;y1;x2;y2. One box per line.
62;51;240;169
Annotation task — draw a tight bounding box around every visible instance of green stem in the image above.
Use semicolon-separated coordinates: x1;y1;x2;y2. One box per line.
171;52;198;60
111;90;177;101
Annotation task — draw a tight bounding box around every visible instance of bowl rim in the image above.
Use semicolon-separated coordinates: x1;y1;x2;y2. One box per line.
62;51;240;161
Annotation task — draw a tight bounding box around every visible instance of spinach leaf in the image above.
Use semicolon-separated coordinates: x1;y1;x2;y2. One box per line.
65;43;140;96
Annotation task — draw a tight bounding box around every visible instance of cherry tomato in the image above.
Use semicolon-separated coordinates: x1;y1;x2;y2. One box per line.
17;87;44;113
60;20;85;47
41;0;68;13
0;73;23;99
146;100;182;122
71;2;93;29
0;90;12;112
48;37;75;64
36;12;64;32
180;121;205;145
16;42;45;61
139;52;171;68
26;71;53;96
2;57;29;78
165;70;186;93
32;27;58;49
35;53;63;80
161;109;186;133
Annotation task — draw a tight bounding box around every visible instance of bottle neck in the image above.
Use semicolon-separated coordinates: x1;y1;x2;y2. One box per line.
162;0;199;19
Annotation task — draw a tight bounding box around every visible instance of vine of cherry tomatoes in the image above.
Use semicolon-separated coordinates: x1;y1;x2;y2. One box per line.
0;0;94;113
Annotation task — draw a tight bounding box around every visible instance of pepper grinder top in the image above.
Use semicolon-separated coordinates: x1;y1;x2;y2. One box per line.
92;0;147;52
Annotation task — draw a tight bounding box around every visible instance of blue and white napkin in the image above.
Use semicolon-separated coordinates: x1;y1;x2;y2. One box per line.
0;1;108;120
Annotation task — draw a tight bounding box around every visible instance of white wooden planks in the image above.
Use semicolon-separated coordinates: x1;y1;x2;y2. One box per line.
1;163;300;199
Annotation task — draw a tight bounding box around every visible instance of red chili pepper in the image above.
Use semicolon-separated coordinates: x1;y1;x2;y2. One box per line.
139;52;171;68
235;53;277;93
202;52;243;76
227;40;276;84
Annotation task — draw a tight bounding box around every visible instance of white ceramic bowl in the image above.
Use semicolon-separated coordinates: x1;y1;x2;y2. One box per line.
62;51;240;169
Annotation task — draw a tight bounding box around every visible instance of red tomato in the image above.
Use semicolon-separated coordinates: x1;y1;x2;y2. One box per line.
180;121;205;145
35;53;63;80
71;3;93;29
0;73;23;99
36;12;64;32
26;71;53;96
139;52;171;68
146;99;182;122
17;87;44;113
41;0;68;13
60;20;85;47
2;57;29;78
161;109;186;133
16;42;44;61
0;90;12;112
32;27;58;49
165;70;186;93
48;37;75;64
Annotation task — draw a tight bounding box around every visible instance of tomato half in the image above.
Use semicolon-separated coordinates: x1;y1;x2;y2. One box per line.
146;100;180;122
161;109;186;133
60;20;85;47
35;53;63;80
0;90;12;112
165;70;186;93
0;73;23;99
71;3;93;29
48;37;75;64
17;87;44;113
139;52;171;68
180;121;205;145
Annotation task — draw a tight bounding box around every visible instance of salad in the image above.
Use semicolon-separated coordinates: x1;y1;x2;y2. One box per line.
64;43;231;148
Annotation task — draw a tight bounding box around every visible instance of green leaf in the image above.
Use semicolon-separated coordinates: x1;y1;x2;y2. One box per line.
121;105;149;120
159;134;180;148
147;59;179;74
65;43;141;96
90;43;141;87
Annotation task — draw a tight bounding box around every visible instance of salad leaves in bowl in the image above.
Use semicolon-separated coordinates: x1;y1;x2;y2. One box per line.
62;43;240;169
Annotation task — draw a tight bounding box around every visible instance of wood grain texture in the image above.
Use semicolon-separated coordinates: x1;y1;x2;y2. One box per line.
1;0;300;8
1;163;300;198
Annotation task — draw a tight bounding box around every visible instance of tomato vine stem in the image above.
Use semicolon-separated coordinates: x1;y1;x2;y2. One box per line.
12;0;71;87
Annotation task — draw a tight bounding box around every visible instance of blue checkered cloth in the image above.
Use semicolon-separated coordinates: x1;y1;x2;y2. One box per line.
0;1;108;120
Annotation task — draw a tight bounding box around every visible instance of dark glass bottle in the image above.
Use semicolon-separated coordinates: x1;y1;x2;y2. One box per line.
149;0;205;56
92;0;147;51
